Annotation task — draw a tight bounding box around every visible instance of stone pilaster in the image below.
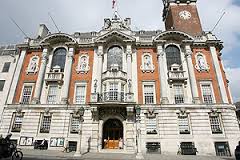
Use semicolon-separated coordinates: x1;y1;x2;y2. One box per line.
185;45;200;104
209;45;228;103
157;45;169;104
32;48;48;104
96;45;103;93
61;47;74;104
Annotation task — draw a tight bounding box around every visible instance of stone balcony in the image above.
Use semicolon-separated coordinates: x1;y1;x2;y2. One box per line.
45;72;64;85
102;70;127;81
90;92;134;103
168;70;187;83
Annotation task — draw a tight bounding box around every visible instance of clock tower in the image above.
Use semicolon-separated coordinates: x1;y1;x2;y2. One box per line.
162;0;203;36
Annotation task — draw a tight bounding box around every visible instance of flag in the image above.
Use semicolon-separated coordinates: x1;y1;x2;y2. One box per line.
112;0;116;9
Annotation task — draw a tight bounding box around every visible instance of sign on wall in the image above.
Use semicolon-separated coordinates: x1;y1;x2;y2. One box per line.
19;136;34;146
50;137;64;147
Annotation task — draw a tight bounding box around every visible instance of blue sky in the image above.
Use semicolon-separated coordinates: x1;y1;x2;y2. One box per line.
0;0;239;102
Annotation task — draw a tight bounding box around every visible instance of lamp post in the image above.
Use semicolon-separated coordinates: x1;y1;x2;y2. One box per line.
135;105;144;159
74;106;85;157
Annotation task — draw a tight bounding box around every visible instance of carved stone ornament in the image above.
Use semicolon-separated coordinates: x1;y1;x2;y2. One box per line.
140;53;155;73
195;52;210;72
145;108;157;118
99;107;127;120
26;55;39;74
76;54;90;74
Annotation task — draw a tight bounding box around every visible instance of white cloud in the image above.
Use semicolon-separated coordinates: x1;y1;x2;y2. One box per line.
226;67;240;102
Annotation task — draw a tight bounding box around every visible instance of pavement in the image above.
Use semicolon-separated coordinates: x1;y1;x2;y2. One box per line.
3;149;236;160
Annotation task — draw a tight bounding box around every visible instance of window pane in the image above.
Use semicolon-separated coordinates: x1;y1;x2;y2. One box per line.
40;115;52;133
146;118;157;134
107;46;122;71
174;85;184;104
51;48;66;72
21;86;32;104
179;116;190;134
166;45;182;70
71;116;80;133
144;85;154;104
47;86;58;104
210;115;222;134
75;85;86;104
202;84;213;104
12;114;24;132
2;62;11;72
0;80;5;91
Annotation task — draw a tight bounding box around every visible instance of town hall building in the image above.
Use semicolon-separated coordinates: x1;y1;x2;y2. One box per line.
0;0;239;158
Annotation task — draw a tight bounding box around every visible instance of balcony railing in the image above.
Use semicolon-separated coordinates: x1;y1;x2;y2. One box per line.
101;92;125;102
102;70;127;81
45;72;64;85
168;71;187;82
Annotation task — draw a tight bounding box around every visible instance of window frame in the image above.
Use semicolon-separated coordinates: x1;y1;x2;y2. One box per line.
11;112;24;133
200;81;216;104
178;113;191;134
47;85;59;104
20;83;34;104
2;62;11;72
142;81;156;104
74;82;87;104
173;84;185;104
209;112;223;134
70;114;80;134
165;45;182;70
40;113;52;133
51;47;67;72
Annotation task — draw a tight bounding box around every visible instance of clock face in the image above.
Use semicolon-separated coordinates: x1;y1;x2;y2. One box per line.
179;10;191;20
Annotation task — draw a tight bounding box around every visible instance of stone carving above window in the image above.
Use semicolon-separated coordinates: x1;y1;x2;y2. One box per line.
195;52;210;72
140;53;155;73
26;55;39;74
76;54;90;74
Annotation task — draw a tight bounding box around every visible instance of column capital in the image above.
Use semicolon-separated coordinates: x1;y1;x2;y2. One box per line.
67;48;75;58
157;45;165;58
97;45;103;56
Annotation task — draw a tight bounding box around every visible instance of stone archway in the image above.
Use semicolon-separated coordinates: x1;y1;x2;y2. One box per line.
102;119;123;149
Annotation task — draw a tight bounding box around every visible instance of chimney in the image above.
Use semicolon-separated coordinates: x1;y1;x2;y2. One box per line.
37;24;49;39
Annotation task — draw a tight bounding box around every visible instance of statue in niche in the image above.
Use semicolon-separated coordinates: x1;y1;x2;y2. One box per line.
26;56;39;74
195;54;209;72
144;55;151;69
76;54;90;74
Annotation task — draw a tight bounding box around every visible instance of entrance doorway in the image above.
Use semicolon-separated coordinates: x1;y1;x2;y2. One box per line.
102;119;123;149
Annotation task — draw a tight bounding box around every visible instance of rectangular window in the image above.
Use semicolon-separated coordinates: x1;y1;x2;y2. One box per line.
70;115;80;133
180;142;197;155
178;115;190;134
201;84;214;104
40;115;52;133
214;142;231;156
47;85;58;104
75;85;86;104
2;62;11;72
109;83;118;101
0;80;5;91
146;117;157;134
11;113;24;132
143;84;154;104
21;86;33;104
174;84;184;104
209;114;222;134
146;142;161;153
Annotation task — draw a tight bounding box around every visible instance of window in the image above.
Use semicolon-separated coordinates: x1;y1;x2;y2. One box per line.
51;48;67;72
146;142;161;153
2;62;11;72
109;83;118;101
146;117;157;134
165;45;182;70
75;84;86;104
214;142;231;157
180;142;197;155
143;84;155;104
70;115;80;133
0;80;5;91
173;84;184;104
209;114;222;134
201;84;214;104
11;113;24;132
21;85;33;104
47;85;58;104
178;115;190;134
107;46;123;71
40;115;52;133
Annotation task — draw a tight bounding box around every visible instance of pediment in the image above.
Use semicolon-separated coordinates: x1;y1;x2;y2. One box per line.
95;30;135;43
154;30;194;42
40;33;77;45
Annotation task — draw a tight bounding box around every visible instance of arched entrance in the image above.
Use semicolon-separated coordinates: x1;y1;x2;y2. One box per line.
102;119;123;149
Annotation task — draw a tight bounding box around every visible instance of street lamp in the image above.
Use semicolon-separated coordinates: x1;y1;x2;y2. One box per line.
135;105;144;159
74;106;85;157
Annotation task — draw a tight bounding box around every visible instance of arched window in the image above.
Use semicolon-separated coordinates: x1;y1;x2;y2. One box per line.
165;45;182;70
51;48;67;72
107;46;123;71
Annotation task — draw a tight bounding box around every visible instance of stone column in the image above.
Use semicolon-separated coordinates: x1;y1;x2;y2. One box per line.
126;45;134;102
157;45;169;104
61;47;74;104
7;48;27;104
32;48;48;104
185;45;200;104
96;45;103;93
209;45;228;103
